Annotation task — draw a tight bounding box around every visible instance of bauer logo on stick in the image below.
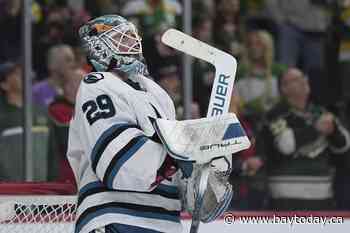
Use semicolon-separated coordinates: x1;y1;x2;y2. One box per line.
211;74;230;116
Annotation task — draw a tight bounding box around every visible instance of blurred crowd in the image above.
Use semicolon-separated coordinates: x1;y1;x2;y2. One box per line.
1;0;350;211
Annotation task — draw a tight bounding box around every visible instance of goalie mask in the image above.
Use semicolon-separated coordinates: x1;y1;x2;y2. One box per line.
79;15;149;76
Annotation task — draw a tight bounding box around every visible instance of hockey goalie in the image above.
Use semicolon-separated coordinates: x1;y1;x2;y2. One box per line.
67;15;250;233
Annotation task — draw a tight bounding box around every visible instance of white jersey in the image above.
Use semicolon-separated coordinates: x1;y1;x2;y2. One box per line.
67;72;182;233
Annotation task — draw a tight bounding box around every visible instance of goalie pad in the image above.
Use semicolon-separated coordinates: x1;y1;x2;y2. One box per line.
153;113;251;164
176;160;233;223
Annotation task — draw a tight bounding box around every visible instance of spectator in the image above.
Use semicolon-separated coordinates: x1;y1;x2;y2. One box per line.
191;12;216;116
241;0;269;18
48;68;85;187
263;68;350;210
143;26;180;80
0;61;52;181
33;2;77;78
265;0;332;101
241;1;278;37
236;30;285;120
32;44;76;107
156;64;200;119
332;3;350;209
121;0;182;36
229;90;266;210
0;0;22;63
0;62;47;134
332;135;350;210
193;0;215;18
213;0;244;57
338;3;350;101
84;0;119;18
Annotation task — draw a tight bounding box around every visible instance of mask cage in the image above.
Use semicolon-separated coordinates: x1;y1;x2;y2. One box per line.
99;22;142;55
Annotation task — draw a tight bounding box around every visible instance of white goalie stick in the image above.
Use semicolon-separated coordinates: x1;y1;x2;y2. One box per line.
162;29;237;117
161;29;239;233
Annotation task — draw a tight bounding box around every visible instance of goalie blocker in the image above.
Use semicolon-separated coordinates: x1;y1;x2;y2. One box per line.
152;113;249;224
153;113;251;164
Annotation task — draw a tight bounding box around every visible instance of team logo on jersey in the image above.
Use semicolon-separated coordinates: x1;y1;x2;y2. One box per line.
84;73;104;84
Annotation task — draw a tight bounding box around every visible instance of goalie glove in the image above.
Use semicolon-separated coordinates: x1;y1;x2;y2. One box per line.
210;156;232;177
176;157;233;223
201;157;233;222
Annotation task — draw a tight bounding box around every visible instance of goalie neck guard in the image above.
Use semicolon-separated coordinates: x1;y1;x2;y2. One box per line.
79;15;149;77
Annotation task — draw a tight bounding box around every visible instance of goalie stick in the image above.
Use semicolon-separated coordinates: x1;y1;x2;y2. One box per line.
161;29;237;117
161;29;239;233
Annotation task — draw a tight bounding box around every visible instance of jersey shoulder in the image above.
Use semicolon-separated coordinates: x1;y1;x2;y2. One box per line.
142;76;176;118
82;72;125;87
82;72;106;84
76;72;133;112
80;72;130;95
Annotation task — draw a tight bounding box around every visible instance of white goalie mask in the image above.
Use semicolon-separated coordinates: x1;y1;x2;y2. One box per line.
79;15;149;76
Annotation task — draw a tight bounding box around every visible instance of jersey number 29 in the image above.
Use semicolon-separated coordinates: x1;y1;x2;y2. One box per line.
82;94;116;125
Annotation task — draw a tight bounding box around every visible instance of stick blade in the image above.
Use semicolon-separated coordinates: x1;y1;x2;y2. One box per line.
161;29;220;65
